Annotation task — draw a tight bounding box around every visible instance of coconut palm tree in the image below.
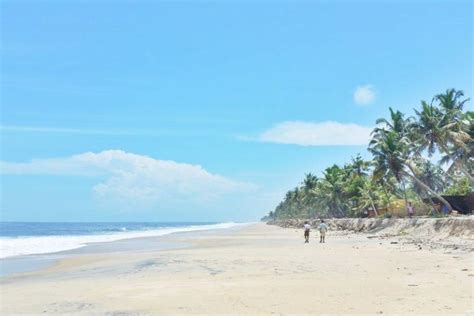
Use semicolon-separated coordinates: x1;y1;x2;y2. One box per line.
373;107;411;136
437;90;471;153
369;130;453;211
315;165;349;217
370;130;409;203
440;145;473;183
439;111;474;184
408;90;473;193
412;159;447;197
358;178;380;216
371;107;413;157
436;89;469;122
349;154;370;177
411;100;445;156
299;173;320;218
411;94;470;156
302;173;318;191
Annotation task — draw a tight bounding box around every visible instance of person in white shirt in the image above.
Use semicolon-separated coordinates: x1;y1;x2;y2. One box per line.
318;220;328;243
303;221;311;243
407;201;414;218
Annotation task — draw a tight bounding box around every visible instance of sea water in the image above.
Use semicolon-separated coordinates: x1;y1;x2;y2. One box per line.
0;222;243;259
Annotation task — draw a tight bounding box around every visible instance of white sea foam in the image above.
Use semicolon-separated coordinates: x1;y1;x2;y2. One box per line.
0;222;248;259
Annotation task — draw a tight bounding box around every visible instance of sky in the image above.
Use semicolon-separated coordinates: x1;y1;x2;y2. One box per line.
1;0;472;222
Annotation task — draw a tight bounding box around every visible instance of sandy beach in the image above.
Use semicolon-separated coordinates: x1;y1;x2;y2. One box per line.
1;223;473;315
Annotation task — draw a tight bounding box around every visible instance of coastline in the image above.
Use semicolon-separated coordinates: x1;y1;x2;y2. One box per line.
0;222;248;277
1;222;473;315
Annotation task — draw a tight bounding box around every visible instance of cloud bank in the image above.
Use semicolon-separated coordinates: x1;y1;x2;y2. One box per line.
0;150;256;209
354;85;376;105
258;121;372;146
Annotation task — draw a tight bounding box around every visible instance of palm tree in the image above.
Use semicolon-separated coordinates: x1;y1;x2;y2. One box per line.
370;130;409;204
436;89;469;122
369;130;453;211
359;178;380;216
374;107;411;136
439;111;473;184
302;173;318;191
437;90;471;152
373;173;398;214
412;90;472;183
370;131;407;181
440;145;473;184
411;100;445;156
315;165;349;217
412;159;447;197
349;154;370;177
299;173;319;218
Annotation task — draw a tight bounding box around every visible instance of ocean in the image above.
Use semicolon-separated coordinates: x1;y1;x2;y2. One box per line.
0;222;243;259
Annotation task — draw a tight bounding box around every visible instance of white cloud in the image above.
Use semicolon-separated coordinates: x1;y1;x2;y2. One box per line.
258;121;372;146
0;150;256;208
354;85;376;105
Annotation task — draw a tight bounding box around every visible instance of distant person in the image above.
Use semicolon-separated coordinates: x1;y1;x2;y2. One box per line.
303;221;311;243
318;220;328;243
407;202;414;218
442;204;449;216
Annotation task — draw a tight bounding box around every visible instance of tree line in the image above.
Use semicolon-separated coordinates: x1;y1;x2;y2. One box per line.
266;89;473;220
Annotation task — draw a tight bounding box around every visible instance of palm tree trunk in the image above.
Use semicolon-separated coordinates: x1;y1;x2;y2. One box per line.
405;160;453;210
425;192;440;214
380;183;392;214
403;172;453;211
369;196;379;217
401;179;409;210
336;203;345;218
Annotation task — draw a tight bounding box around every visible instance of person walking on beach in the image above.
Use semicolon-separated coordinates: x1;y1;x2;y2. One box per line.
318;220;328;243
303;221;311;243
407;201;414;218
442;204;449;216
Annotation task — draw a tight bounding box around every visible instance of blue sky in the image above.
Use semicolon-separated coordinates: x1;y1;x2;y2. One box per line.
1;0;472;222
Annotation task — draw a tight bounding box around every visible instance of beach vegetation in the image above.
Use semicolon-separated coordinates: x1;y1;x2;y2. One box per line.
267;89;473;220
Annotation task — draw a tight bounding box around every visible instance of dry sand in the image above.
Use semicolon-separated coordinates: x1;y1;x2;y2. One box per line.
1;223;473;315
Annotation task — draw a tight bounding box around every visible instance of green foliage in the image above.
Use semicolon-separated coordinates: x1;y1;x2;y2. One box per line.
444;177;473;195
267;89;473;220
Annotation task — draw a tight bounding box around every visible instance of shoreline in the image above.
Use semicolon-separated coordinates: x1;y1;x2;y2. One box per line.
0;222;248;259
0;223;250;278
1;223;473;314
